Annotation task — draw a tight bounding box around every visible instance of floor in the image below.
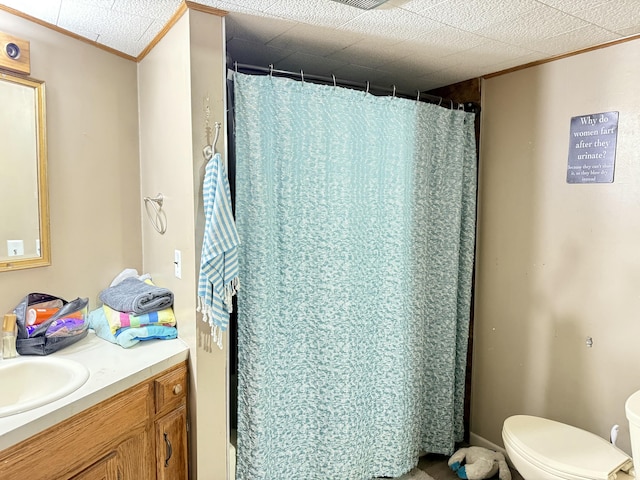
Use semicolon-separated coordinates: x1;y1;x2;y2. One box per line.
418;452;524;480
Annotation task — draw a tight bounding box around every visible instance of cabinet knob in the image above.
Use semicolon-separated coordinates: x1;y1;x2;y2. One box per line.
173;384;183;395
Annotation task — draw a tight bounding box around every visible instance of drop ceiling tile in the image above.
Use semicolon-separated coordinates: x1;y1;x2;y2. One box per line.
393;0;451;13
112;0;181;20
420;0;540;31
410;25;487;57
199;0;279;13
273;51;349;77
340;7;443;41
573;0;640;33
1;0;62;24
325;36;407;68
483;51;551;73
536;0;614;15
331;62;398;88
440;40;538;70
379;53;455;78
262;0;362;28
196;0;289;19
474;4;590;47
58;0;154;41
617;24;640;37
267;23;364;57
528;25;621;55
226;13;297;44
226;37;291;67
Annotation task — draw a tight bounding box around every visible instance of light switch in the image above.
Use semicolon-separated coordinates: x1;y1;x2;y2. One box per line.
7;240;24;257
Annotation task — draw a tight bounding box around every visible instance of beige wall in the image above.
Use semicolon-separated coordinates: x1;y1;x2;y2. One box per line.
473;38;640;456
138;9;228;479
0;11;141;314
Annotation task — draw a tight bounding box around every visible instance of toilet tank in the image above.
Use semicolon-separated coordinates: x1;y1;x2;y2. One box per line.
625;390;640;467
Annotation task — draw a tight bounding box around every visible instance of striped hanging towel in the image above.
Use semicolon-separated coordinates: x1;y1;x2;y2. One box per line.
197;152;240;348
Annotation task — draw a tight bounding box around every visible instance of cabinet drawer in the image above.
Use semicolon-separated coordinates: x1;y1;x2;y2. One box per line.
154;363;187;414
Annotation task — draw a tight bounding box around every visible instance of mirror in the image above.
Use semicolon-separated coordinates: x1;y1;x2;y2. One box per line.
0;71;49;271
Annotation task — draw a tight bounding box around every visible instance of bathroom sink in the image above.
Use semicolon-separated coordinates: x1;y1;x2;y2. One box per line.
0;356;89;417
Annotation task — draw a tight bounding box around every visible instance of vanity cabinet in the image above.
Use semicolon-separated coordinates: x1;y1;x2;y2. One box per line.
0;361;188;480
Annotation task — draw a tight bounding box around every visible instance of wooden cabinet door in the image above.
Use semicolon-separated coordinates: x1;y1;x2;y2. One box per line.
155;404;188;480
71;453;118;480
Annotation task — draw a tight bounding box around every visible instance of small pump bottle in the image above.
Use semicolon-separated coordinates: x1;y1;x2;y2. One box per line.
2;313;18;359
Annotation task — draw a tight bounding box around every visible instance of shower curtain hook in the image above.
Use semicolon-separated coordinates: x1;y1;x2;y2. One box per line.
450;99;453;109
234;61;238;73
332;74;336;87
438;97;443;106
392;85;397;97
300;69;305;83
269;64;273;77
416;90;420;102
365;81;370;94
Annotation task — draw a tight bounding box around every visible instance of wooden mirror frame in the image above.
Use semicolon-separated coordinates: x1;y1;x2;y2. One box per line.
0;71;50;272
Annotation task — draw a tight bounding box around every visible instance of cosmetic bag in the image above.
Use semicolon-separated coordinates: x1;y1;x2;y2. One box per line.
14;292;89;356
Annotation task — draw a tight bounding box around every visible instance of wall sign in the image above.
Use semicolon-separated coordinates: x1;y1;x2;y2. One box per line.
567;111;618;184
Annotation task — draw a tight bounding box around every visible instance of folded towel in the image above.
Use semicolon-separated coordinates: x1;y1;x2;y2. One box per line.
102;304;176;335
88;308;178;348
99;277;174;315
198;152;240;349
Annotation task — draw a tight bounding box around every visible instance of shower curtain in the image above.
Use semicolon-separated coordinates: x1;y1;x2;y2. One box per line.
234;72;477;480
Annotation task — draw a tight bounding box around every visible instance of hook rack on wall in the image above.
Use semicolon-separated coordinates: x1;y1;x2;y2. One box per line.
143;193;167;234
203;122;221;161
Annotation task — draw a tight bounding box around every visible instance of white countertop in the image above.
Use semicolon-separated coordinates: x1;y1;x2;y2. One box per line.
0;331;190;451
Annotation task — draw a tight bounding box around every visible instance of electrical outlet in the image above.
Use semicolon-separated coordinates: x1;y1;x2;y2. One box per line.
7;239;24;257
174;249;182;279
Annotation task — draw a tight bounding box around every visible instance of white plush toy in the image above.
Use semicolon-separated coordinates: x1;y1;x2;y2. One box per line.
448;446;512;480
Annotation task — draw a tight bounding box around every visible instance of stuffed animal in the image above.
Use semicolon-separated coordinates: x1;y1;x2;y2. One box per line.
448;446;512;480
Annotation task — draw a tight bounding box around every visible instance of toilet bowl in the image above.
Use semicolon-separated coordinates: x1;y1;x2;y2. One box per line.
502;390;640;480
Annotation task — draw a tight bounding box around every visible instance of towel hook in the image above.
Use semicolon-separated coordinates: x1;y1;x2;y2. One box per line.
203;122;221;161
143;193;167;234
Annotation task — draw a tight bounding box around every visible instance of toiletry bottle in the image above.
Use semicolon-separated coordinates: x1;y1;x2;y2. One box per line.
2;313;18;359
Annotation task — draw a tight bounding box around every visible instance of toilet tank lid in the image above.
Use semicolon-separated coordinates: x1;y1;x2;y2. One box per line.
625;390;640;425
503;415;632;480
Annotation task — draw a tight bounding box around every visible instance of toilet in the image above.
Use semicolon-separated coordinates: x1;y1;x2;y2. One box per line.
502;389;640;480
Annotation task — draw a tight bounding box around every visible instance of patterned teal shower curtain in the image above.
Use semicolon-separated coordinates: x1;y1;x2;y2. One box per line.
234;72;477;480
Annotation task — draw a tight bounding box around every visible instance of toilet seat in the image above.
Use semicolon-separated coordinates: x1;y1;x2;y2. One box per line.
503;415;633;480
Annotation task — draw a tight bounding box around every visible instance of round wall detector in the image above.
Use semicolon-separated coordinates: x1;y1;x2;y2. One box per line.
5;42;21;60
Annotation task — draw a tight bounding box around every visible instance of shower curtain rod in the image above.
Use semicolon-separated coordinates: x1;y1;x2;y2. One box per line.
233;62;472;112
